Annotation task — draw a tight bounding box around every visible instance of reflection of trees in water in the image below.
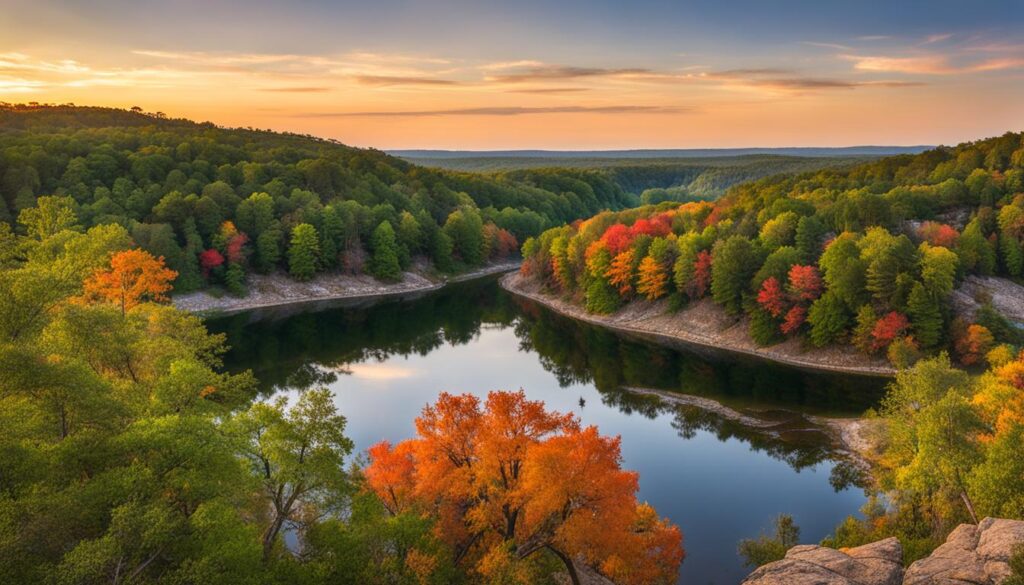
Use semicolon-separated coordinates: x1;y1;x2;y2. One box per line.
208;278;517;392
510;296;885;415
211;280;880;483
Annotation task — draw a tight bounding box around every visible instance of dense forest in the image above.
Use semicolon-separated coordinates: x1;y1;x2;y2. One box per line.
0;104;634;294
0;197;683;582
400;152;881;201
521;131;1024;369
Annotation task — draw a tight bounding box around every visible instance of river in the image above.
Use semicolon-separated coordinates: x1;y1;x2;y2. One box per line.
207;274;886;584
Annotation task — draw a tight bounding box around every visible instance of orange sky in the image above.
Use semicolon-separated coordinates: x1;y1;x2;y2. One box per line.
2;0;1023;149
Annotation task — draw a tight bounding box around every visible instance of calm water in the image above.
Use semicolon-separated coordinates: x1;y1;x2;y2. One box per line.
208;275;886;584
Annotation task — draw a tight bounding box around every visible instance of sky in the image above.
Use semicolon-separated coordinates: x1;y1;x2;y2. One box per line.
1;0;1023;149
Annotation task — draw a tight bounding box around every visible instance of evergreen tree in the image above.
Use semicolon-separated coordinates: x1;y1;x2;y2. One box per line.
432;230;455;273
369;221;402;281
907;282;944;348
224;262;247;296
711;235;759;315
807;291;851;347
585;277;621;314
288;223;320;281
795;215;827;263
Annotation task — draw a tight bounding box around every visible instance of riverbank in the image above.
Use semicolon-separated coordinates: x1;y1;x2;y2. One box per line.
174;262;520;316
623;386;880;468
501;271;896;377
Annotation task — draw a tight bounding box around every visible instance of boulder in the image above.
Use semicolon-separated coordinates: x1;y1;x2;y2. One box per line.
742;537;903;585
904;517;1024;585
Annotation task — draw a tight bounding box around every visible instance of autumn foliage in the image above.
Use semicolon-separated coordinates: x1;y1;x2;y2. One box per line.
954;323;995;366
83;249;177;315
756;277;787;317
871;311;911;351
637;255;669;300
365;391;683;585
606;249;637;296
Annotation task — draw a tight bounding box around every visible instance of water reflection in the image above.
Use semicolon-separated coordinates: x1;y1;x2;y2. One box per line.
207;276;885;584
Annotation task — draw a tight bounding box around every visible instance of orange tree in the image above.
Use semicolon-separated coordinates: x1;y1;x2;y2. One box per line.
83;249;177;315
366;390;683;584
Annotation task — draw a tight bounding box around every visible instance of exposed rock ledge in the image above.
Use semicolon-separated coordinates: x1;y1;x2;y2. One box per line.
501;272;895;377
173;262;519;316
743;518;1024;585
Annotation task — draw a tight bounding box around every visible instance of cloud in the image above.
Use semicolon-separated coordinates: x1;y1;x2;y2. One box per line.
260;86;332;93
922;33;953;45
506;87;590;94
485;64;651;83
294;105;690;118
353;75;459;86
856;35;891;41
479;60;547;71
842;53;1024;74
801;41;853;51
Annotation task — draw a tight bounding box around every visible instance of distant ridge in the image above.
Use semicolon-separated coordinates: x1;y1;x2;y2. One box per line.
391;146;932;159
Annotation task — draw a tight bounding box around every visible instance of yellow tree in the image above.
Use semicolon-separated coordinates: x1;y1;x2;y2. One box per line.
636;255;668;300
605;249;637;297
83;249;177;316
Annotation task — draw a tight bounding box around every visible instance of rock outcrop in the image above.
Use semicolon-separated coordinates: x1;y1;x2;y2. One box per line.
742;537;903;585
904;518;1024;585
742;518;1024;585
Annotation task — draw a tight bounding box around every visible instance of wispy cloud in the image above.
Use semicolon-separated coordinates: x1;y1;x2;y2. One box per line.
260;86;332;93
506;87;590;94
842;53;1024;74
353;75;459;86
922;33;953;45
801;41;853;51
294;105;690;118
485;64;651;83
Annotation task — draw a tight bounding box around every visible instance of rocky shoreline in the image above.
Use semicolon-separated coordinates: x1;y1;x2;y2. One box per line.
501;271;897;377
174;262;520;317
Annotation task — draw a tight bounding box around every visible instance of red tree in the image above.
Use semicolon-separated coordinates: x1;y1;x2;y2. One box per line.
756;277;787;317
781;305;807;335
918;222;960;248
600;224;632;256
871;311;910;351
787;265;823;301
687;250;713;299
226;232;249;264
199;248;225;278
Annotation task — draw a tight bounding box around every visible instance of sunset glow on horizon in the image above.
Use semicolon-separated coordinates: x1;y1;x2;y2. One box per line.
3;0;1023;149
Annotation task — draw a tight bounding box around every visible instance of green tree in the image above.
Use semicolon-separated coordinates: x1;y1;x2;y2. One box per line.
369;221;402;281
17;195;80;240
711;235;759;315
907;282;944;349
288;223;320;281
232;388;354;560
738;514;800;568
807;291;851;347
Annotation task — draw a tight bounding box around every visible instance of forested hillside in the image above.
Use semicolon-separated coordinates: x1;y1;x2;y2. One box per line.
0;104;632;294
521;131;1024;368
400;152;881;201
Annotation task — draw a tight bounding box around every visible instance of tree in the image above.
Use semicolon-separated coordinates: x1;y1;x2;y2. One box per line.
712;236;759;315
818;233;866;310
444;208;486;266
288;223;321;281
907;283;943;349
756;277;787;318
795;215;827;263
787;265;823;302
780;305;807;336
872;311;911;352
606;249;637;296
738;514;800;568
369;221;402;281
880;355;983;524
199;248;225;279
18;195;79;240
83;249;177;316
365;391;683;585
636;255;668;300
954;324;995;366
807;291;851;347
233;388;354;561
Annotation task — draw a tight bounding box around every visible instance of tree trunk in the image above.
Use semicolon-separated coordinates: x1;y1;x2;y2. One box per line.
547;545;581;585
961;490;979;525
